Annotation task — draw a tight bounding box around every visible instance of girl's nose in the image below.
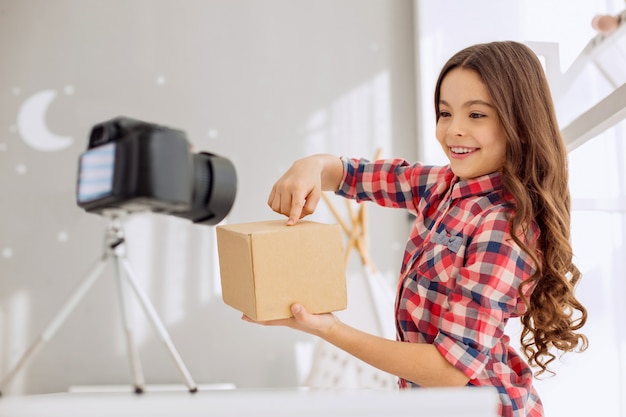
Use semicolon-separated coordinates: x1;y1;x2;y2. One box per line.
447;117;466;137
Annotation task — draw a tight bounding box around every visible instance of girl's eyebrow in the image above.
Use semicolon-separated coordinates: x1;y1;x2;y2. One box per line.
439;99;494;108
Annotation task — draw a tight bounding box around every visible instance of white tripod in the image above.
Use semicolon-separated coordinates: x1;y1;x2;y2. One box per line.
0;211;198;395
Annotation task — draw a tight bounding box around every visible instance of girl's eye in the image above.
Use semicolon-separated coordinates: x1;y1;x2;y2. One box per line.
469;112;485;119
439;111;451;118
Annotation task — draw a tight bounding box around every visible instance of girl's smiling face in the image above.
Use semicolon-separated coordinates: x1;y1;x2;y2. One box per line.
436;67;507;180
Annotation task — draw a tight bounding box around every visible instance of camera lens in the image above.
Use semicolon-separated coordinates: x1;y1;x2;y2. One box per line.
173;152;237;225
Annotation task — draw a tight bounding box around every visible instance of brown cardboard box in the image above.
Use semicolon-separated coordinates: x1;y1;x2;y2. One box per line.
216;220;347;320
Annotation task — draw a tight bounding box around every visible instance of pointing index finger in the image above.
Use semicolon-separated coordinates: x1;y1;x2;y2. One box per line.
287;196;305;225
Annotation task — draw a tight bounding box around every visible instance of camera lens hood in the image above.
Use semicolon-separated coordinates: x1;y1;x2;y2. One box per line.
176;152;237;225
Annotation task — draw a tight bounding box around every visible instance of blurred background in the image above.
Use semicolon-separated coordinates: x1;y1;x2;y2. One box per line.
0;1;624;416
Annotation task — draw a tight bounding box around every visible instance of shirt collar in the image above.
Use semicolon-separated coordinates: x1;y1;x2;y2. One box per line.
449;170;503;200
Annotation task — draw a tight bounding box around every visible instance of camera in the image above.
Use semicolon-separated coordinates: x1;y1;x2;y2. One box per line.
76;116;237;225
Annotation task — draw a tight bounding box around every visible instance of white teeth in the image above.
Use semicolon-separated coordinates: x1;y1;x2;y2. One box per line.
450;147;474;154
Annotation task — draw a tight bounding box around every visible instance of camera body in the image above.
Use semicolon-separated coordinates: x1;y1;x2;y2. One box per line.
76;117;237;225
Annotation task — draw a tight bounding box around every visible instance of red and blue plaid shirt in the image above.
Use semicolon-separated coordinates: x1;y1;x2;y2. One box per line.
337;157;543;417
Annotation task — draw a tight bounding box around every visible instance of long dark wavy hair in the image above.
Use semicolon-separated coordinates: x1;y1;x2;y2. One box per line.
433;41;588;376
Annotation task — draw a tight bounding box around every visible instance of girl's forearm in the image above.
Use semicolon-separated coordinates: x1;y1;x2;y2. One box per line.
323;320;470;387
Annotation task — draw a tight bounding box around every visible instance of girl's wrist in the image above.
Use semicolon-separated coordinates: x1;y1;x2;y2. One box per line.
319;314;342;341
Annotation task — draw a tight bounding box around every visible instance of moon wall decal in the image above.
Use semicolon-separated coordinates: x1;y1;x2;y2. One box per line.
17;89;73;152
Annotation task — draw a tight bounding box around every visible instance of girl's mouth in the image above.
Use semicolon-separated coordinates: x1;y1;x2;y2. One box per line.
450;146;478;157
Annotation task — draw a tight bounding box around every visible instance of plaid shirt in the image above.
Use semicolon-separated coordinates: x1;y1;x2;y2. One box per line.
337;157;543;417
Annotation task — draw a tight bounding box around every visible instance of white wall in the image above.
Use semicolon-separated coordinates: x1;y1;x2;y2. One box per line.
0;0;417;394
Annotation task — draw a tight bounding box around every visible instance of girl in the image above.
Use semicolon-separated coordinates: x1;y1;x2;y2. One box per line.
246;41;588;417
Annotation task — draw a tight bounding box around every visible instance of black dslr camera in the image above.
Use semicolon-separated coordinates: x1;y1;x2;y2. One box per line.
76;117;237;225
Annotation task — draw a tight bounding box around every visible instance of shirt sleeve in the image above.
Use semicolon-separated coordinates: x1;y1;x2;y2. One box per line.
336;156;452;214
433;210;536;380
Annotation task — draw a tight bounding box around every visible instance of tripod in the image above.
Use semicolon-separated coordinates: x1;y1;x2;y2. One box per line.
0;212;198;395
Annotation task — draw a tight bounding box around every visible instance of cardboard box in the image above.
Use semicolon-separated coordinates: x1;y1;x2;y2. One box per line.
216;220;347;320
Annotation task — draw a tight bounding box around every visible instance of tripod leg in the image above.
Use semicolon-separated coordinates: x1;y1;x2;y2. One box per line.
112;256;146;394
118;257;198;393
0;257;108;396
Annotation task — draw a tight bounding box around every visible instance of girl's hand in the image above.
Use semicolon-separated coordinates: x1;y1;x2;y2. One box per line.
268;154;344;225
268;158;324;225
242;303;338;338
